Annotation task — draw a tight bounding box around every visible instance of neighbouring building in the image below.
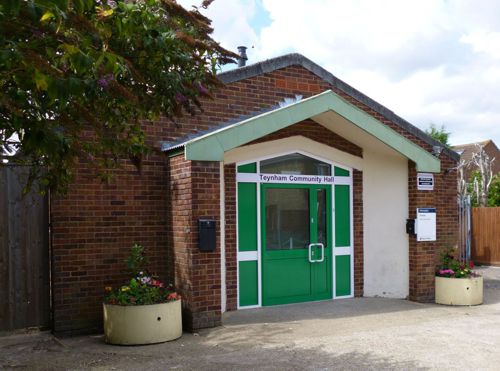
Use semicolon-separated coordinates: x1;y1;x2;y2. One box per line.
453;140;500;180
51;53;460;334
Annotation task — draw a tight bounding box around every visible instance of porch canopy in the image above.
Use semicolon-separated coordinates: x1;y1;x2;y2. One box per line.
166;90;440;173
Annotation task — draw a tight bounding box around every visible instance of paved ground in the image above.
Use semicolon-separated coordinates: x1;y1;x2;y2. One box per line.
1;265;500;370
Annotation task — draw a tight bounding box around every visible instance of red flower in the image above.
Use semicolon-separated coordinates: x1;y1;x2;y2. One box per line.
151;279;164;288
469;261;475;269
166;292;180;301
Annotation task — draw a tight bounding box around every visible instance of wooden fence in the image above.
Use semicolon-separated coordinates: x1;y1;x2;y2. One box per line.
0;166;50;331
471;207;500;265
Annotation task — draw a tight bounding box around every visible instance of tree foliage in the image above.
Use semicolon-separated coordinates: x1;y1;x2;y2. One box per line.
468;171;500;207
0;0;236;193
488;174;500;206
425;123;450;147
469;144;495;207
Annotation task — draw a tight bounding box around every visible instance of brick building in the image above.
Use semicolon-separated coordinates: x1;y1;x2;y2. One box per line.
51;54;459;334
453;139;500;180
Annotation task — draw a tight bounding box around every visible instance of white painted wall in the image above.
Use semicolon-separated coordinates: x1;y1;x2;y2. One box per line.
363;150;409;298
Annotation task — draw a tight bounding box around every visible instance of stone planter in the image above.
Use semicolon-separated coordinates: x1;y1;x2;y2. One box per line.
435;276;483;306
103;300;182;345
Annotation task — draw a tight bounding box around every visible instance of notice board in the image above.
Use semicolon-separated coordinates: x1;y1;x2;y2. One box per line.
416;208;436;242
417;173;434;191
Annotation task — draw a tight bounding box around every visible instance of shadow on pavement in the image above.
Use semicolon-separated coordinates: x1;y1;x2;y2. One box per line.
0;330;427;370
223;297;427;326
477;265;500;305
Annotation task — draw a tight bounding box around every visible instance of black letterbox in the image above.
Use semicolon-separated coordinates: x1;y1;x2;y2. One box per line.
198;219;216;252
406;219;416;235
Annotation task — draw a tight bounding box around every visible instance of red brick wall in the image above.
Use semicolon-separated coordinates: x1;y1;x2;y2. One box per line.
51;156;169;334
223;164;237;311
249;119;362;158
408;156;458;302
353;170;364;297
167;156;192;315
167;157;222;330
189;161;222;329
156;66;330;144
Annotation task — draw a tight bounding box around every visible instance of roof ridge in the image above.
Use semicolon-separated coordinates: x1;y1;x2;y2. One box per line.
453;139;492;148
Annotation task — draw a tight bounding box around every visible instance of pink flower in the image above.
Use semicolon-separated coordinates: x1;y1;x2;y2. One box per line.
175;92;187;103
139;276;151;284
439;269;455;276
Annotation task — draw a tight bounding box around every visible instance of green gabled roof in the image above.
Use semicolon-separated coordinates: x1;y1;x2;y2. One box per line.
218;53;459;162
183;90;440;173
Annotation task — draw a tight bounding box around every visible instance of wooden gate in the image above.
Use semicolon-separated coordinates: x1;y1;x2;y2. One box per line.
471;207;500;265
0;166;50;330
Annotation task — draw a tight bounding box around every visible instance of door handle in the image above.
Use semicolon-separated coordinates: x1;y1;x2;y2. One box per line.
316;243;324;263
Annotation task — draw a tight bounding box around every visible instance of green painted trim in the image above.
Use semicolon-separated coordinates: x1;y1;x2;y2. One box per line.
237;162;257;173
239;261;258;306
237;183;257;252
335;255;351;296
334;166;350;177
185;90;440;172
334;185;350;247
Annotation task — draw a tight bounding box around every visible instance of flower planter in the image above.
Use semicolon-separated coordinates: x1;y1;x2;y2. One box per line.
103;300;182;345
435;276;483;306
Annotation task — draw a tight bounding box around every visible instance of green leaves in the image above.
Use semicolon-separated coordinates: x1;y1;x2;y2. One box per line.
40;10;55;22
34;69;49;90
1;0;236;194
96;6;114;18
2;0;21;15
72;0;94;14
425;123;451;147
125;244;148;278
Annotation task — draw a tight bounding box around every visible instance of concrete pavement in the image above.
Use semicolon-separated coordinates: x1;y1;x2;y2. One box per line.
1;265;499;370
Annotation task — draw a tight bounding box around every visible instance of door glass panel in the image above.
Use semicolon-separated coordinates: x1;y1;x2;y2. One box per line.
317;189;327;246
265;188;310;250
261;153;331;175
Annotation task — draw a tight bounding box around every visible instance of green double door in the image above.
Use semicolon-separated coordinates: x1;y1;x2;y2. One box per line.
262;184;332;305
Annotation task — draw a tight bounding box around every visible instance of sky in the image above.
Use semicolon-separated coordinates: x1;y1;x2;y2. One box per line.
178;0;500;147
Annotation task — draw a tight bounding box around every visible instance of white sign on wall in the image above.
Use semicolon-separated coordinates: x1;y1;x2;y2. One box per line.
417;173;434;191
416;208;436;242
236;173;337;185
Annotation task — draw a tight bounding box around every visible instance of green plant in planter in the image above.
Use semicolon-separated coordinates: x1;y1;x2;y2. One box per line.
125;243;149;277
436;248;477;278
104;244;180;305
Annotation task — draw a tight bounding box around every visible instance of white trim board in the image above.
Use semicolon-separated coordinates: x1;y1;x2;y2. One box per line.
236;172;352;185
238;251;258;261
220;162;226;313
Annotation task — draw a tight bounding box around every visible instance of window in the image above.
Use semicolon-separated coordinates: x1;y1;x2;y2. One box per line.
260;153;331;175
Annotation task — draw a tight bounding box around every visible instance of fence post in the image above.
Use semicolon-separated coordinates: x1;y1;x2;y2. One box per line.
457;194;472;263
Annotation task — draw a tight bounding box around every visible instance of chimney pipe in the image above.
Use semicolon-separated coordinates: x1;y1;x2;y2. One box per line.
237;46;248;67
